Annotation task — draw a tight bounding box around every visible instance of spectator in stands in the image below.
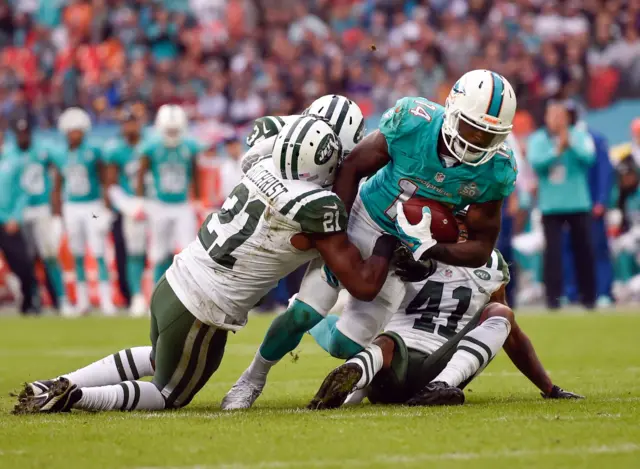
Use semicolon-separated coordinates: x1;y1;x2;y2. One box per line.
528;101;597;310
0;128;38;314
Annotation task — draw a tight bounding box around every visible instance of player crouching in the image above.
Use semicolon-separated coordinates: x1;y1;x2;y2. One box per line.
309;227;583;409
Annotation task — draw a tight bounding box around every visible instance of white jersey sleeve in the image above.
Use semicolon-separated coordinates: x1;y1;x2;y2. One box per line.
384;249;509;355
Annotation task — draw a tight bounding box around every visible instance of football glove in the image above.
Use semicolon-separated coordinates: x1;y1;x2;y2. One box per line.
541;385;584;400
393;244;437;282
395;202;436;261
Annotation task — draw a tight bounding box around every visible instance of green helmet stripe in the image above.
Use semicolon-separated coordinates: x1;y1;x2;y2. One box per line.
274;116;285;127
325;95;340;120
290;117;316;180
280;117;304;179
333;100;350;135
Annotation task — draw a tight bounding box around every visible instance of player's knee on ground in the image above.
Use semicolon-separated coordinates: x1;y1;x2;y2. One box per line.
367;331;410;404
326;328;363;359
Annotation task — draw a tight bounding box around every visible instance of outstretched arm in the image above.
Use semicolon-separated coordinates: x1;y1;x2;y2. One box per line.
313;232;397;302
490;287;583;398
424;200;502;267
332;130;390;213
136;156;150;197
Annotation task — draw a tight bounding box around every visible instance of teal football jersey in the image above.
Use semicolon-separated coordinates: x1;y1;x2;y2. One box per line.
140;136;200;203
360;97;517;235
6;143;54;207
53;141;103;203
103;138;141;195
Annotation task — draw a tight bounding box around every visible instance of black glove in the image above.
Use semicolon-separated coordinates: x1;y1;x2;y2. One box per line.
541;385;584;400
394;245;437;282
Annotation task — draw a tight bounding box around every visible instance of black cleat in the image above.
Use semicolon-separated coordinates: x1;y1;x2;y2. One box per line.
308;363;363;410
13;378;81;415
18;380;55;400
406;381;465;407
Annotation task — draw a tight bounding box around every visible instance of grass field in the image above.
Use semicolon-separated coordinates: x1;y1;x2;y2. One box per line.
0;311;639;469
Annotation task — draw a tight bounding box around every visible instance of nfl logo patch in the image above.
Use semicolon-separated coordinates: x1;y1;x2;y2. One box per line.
435;172;445;183
445;269;453;278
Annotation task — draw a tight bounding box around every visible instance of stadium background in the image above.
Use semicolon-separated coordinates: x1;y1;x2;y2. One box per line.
0;0;639;309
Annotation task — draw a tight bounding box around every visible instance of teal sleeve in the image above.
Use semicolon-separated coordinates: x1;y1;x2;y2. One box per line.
138;139;153;159
567;130;596;166
496;148;518;199
378;97;428;161
102;141;117;164
188;138;203;156
527;132;557;173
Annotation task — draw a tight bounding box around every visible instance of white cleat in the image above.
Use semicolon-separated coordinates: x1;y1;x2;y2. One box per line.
100;300;118;317
18;379;55;399
129;294;148;318
343;388;367;406
221;374;264;410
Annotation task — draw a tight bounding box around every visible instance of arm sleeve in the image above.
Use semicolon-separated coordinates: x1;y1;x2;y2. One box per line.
496;146;518;199
566;129;596;166
379;97;432;161
527;132;558;173
293;194;348;234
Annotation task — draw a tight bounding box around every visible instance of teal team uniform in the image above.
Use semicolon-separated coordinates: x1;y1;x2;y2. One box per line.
9;143;55;208
360;97;518;237
140;136;200;203
54;141;103;202
103;138;141;196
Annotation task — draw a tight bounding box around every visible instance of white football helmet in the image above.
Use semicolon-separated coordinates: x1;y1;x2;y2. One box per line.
304;95;365;154
272;116;342;188
442;70;517;166
58;107;92;134
155;104;188;147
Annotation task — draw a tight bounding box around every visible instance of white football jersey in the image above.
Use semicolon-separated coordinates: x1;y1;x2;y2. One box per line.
166;158;348;330
384;249;509;355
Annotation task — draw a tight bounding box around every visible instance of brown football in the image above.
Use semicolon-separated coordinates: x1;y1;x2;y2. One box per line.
402;197;459;243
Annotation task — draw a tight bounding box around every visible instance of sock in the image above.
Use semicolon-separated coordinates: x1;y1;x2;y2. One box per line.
76;282;89;308
243;350;278;388
74;381;165;411
309;314;340;353
44;258;65;300
433;316;511;387
96;257;109;282
310;314;363;359
127;255;145;295
62;346;154;387
154;257;172;284
75;256;86;283
259;299;323;361
346;344;383;389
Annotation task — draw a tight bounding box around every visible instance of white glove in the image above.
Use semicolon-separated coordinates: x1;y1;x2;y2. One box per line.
128;197;147;221
395;202;436;261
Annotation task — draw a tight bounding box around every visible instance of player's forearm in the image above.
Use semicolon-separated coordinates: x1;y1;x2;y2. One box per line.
423;240;492;268
342;235;396;301
51;176;63;216
503;328;553;394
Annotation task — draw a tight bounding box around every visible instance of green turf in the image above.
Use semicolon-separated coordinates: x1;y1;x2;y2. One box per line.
0;312;639;469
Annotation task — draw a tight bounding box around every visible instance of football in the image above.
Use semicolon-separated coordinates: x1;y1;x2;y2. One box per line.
401;197;459;243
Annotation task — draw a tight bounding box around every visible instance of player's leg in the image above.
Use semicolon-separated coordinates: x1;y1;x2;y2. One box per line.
148;203;173;283
87;201;116;315
63;203;90;315
123;215;147;316
16;276;228;413
407;303;513;406
308;331;405;409
33;211;70;313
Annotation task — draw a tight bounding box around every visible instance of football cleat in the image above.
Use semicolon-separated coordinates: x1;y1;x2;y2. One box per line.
129;294;148;318
406;381;465;407
221;374;263;410
13;377;81;414
307;363;363;410
18;379;55;399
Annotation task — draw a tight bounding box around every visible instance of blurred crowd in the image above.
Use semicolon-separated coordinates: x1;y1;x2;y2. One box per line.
1;0;639;131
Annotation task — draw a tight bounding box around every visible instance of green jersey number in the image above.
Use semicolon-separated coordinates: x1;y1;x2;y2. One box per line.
198;182;266;269
406;280;473;339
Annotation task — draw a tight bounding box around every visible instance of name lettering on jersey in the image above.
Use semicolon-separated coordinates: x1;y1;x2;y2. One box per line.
474;269;491;281
247;166;288;200
413;177;453;198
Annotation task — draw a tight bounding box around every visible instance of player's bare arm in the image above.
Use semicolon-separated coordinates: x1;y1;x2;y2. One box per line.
51;169;63;217
136;155;150;197
333;130;390;213
489;286;583;399
310;232;397;302
425;199;502;267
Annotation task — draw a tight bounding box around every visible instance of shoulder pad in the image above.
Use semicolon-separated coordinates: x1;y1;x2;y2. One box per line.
279;189;347;234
